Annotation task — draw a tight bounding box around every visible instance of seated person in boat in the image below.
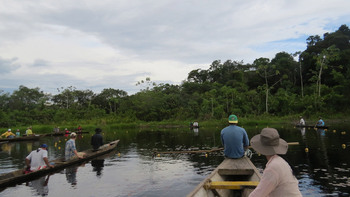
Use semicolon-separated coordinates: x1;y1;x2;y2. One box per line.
1;129;16;138
53;126;60;133
64;128;70;134
193;121;199;127
16;129;21;137
249;128;302;197
299;116;305;126
65;132;84;161
25;144;54;172
220;114;249;159
91;128;103;151
316;117;325;127
26;127;33;136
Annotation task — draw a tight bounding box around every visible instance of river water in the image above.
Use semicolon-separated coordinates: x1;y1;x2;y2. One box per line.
0;123;349;197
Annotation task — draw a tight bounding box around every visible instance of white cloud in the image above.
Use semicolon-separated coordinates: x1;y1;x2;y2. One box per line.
0;0;349;95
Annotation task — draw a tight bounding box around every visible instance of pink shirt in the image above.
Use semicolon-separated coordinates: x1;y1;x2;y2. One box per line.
249;155;302;197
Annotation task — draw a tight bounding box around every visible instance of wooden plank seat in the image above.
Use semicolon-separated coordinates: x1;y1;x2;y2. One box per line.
205;181;260;190
217;157;256;176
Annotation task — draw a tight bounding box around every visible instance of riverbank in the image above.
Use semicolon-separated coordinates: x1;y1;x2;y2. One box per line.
1;113;349;134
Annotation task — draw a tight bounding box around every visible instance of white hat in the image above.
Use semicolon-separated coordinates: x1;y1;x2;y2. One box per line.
70;132;77;137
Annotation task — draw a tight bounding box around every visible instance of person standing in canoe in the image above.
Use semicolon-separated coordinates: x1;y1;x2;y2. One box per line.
316;117;325;127
220;114;249;159
249;128;302;197
299;116;305;126
1;129;16;139
25;144;54;172
91;128;103;151
65;132;84;161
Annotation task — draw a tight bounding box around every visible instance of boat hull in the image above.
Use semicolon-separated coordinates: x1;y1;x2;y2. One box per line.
0;135;40;142
187;157;261;197
295;125;328;129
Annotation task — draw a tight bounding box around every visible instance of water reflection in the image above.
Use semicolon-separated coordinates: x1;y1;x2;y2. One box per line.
28;175;50;196
1;143;14;154
0;126;349;197
91;159;104;177
193;128;199;136
65;166;78;186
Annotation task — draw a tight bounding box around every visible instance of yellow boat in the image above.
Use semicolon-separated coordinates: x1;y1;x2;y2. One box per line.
187;157;261;197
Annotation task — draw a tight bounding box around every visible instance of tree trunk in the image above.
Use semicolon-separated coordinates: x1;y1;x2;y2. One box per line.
265;69;269;113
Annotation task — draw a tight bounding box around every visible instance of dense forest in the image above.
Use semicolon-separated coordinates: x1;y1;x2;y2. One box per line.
1;25;350;127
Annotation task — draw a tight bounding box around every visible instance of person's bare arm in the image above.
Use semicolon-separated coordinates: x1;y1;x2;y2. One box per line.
25;158;31;168
43;157;54;168
74;150;83;159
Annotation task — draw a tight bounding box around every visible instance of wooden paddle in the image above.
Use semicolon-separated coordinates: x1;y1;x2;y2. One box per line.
154;142;299;154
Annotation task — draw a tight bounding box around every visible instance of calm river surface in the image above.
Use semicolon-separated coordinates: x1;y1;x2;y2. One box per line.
0;123;350;197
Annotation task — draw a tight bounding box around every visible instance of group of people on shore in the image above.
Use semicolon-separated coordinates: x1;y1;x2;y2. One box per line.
24;128;104;173
221;114;302;196
1;127;34;138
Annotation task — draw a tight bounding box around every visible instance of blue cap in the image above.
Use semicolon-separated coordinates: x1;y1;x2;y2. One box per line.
40;144;48;148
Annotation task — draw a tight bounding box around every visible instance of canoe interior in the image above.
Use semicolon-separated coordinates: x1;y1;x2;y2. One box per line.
0;140;119;188
187;157;261;197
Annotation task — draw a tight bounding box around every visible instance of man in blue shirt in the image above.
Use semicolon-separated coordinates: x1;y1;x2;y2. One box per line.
316;117;325;126
65;132;84;161
221;114;249;159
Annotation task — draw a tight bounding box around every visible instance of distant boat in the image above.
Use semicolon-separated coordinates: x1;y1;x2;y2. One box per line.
295;125;328;129
41;131;89;137
0;135;40;142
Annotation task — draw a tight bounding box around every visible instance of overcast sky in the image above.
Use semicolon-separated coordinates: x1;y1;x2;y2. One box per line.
0;0;349;95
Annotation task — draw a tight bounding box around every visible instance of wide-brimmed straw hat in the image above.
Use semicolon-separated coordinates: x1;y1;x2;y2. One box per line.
250;128;288;155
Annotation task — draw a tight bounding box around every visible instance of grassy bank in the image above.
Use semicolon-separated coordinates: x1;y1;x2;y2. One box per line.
1;113;349;135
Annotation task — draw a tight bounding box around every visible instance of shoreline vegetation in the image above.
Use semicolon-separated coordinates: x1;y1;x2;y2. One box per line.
1;113;349;135
1;25;350;132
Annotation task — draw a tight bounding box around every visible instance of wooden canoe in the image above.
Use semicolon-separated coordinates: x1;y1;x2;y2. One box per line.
0;140;119;188
187;157;261;197
0;135;40;142
40;131;90;137
295;125;328;129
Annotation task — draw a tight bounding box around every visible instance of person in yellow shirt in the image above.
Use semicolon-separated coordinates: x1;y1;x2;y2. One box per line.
26;127;33;136
1;129;16;138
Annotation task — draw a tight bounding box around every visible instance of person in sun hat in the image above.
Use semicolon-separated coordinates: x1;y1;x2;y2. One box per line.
220;114;249;159
249;128;302;197
65;132;84;161
25;144;54;172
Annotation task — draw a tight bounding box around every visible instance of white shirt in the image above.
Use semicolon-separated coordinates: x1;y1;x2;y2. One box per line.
300;118;305;125
26;148;48;171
